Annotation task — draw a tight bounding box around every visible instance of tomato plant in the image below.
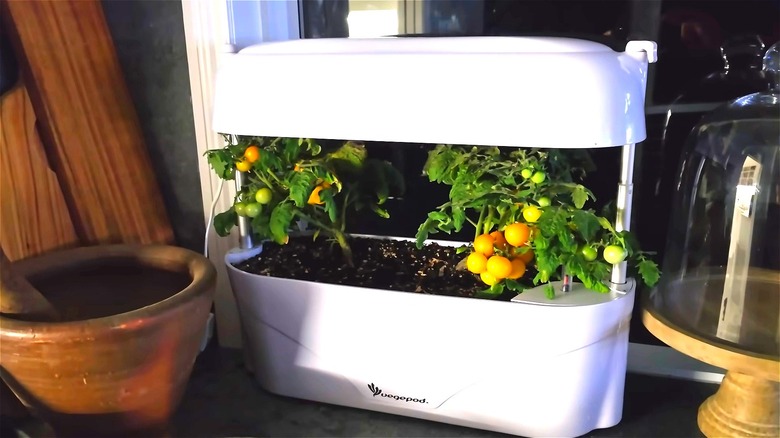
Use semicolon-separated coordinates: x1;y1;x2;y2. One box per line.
206;137;404;266
416;145;660;298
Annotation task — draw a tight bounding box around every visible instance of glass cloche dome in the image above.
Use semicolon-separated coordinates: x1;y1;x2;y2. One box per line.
646;42;780;359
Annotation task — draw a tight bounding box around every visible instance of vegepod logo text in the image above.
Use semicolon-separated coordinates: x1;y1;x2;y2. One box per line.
367;383;428;404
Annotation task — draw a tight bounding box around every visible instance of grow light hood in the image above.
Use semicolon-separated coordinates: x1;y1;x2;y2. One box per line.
212;37;657;148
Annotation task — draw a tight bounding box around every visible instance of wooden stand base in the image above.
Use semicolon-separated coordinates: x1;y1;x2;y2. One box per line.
642;308;780;438
698;372;779;438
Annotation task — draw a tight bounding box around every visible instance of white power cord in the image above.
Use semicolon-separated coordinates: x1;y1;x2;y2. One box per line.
204;178;226;258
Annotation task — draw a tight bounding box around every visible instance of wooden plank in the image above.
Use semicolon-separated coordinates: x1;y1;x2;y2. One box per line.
3;0;174;246
0;85;79;262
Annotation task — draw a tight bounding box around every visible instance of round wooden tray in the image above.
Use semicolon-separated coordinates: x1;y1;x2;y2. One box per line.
643;308;779;437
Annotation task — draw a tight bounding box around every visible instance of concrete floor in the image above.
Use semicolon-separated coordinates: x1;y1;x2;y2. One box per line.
3;345;717;438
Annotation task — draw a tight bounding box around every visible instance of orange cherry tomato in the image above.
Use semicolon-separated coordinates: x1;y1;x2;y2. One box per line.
243;145;261;163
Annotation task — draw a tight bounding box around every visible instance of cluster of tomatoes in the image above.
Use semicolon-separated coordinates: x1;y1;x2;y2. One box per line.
235;145;261;172
234;146;273;217
466;222;535;286
234;145;333;211
234;186;272;218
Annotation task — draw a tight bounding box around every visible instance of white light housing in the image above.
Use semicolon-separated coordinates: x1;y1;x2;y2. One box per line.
212;37;657;148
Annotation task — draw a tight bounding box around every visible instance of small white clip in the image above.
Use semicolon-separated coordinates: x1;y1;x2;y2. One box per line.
626;41;658;63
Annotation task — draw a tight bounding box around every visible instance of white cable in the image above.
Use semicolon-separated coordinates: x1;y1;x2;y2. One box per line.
204;178;226;258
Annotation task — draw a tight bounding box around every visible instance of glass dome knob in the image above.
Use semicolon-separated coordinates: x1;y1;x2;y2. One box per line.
721;34;765;70
763;41;780;91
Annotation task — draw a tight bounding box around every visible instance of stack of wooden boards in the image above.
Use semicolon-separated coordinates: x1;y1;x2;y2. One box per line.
0;0;173;262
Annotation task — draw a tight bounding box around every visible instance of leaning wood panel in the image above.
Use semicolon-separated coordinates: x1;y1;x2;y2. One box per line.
3;0;174;246
0;85;79;262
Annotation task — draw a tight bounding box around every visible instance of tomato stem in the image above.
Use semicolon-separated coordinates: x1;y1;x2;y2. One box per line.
339;191;351;232
264;168;284;187
475;205;487;241
483;207;495;235
334;231;353;267
294;211;354;267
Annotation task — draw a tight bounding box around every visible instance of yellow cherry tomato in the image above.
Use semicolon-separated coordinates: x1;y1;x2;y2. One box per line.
518;248;534;264
480;271;499;286
473;234;495;256
235;159;252;173
490;231;507;251
504;222;530;247
486;255;512;280
466;252;488;274
522;205;542;223
507;258;527;280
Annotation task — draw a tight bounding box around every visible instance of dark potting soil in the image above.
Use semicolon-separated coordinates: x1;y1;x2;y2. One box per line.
234;236;492;298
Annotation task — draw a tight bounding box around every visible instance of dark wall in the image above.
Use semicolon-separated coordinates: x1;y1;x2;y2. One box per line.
101;0;205;253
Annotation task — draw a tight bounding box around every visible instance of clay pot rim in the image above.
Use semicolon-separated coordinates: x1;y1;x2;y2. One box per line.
0;244;216;333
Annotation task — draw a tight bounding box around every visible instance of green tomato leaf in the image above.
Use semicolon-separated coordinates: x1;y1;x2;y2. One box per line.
589;261;612;284
304;139;322;156
557;228;577;253
475;282;504;299
213;208;237;237
533;231;551;250
504;279;524;293
327;141;367;174
207;151;234;180
545;284;555;299
321;190;338;223
269;202;294;244
577;271;610;293
289;172;318;207
250;213;271;239
534;250;558;281
619;230;641;257
452;206;466;232
638;258;661;287
283;138;301;164
259;150;283;173
571;210;601;241
416;218;435;249
572;184;590;209
597;216;616;234
370;204;390;219
423;145;453;182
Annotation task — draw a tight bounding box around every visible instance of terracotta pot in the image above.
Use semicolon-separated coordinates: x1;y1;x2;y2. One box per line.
0;245;216;437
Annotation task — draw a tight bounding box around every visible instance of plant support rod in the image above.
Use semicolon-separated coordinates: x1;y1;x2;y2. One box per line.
232;134;255;250
612;143;635;285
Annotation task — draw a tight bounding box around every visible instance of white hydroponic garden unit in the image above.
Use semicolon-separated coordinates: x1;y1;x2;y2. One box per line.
213;37;657;438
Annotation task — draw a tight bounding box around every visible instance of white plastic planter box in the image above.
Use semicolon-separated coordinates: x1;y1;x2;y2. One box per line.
212;36;657;437
226;237;636;438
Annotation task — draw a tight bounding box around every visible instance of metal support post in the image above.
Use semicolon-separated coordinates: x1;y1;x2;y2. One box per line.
612;143;635;285
231;134;255;250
